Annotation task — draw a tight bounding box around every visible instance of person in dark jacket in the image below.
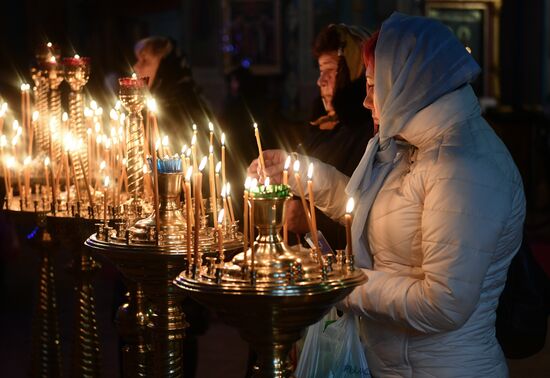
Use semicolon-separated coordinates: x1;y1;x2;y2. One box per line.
133;36;214;145
287;24;374;250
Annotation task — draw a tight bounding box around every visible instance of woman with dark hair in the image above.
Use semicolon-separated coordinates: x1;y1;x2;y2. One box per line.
287;24;374;250
250;13;525;377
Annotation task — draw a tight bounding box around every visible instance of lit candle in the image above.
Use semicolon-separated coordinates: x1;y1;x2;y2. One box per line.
44;157;50;201
29;111;38;157
226;183;235;224
243;177;251;258
220;184;228;229
23;155;31;202
20;84;30;146
345;198;355;259
63;133;71;204
198;156;207;216
6;156;14;203
103;176;110;225
193;157;207;268
152;141;160;242
0;102;7;135
215;161;221;197
208;144;217;223
217;208;225;262
253;122;266;178
282;156;291;244
221;132;226;188
293;160;319;263
185;167;193;271
191;133;198;173
249;178;258;271
162;135;170;157
208;121;214;147
307;163;319;251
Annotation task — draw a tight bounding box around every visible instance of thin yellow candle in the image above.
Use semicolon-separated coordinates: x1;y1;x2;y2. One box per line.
63;134;71;204
152;142;160;242
20;84;29;143
198;156;207;216
23;156;31;201
29;111;38;157
249;178;257;271
307;163;320;251
103;176;110;225
208;121;214;147
208;144;217;223
282;156;291;244
0;103;6;135
215;161;221;197
345;198;355;259
253;123;266;177
185;167;193;271
220;184;228;229
221;132;226;188
193;158;206;268
6;156;14;202
226;183;235;224
217;208;225;262
243;177;250;258
191;133;198;174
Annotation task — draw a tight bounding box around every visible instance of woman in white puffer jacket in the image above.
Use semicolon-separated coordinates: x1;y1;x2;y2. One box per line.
249;12;526;377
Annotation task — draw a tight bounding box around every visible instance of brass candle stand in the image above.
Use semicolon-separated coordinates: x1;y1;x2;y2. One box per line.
174;191;366;378
85;170;243;377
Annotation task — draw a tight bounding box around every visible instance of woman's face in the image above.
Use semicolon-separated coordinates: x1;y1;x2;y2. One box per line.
133;47;161;88
363;63;379;127
316;52;339;113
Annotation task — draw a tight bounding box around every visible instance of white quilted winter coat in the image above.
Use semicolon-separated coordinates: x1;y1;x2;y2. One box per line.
290;13;526;378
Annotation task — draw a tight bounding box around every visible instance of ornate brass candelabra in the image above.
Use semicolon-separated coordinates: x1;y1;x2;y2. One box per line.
86;170;242;377
175;192;366;378
119;76;146;201
63;56;90;192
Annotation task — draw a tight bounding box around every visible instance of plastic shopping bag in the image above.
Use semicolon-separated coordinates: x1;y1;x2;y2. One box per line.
295;309;370;378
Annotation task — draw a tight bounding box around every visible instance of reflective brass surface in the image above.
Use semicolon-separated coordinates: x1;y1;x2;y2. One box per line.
174;195;366;377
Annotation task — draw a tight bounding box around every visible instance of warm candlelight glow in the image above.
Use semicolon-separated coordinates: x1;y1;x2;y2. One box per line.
215;161;221;173
74;54;80;59
221;133;226;146
186;166;193;181
346;197;355;214
307;163;314;180
131;72;137;79
217;208;225;226
191;134;197;146
293;160;300;173
264;177;270;187
24;156;31;166
147;98;158;113
199;156;207;171
284;156;291;171
209;122;214;132
44;157;50;166
103;175;110;188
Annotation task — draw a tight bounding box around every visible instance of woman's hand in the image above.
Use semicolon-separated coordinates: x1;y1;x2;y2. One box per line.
247;149;288;183
285;199;310;234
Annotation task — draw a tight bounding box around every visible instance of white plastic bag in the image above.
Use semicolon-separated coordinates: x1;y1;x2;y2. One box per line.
295;309;370;378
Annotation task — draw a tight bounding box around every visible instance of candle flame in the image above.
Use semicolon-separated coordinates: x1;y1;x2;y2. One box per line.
192;124;197;132
87;128;92;135
221;185;226;197
226;182;231;195
24;156;31;165
90;100;98;110
131;72;137;79
264;177;270;187
293;160;300;173
217;208;225;225
115;100;121;110
209;144;213;154
6;156;15;169
122;158;127;166
307;163;314;180
221;132;226;146
253;122;258;129
49;56;56;64
100;161;106;170
62;112;68;122
250;178;258;189
215;161;221;173
185;166;193;181
95;107;103;116
74;54;80;59
103;176;110;188
20;83;29;91
244;176;251;190
162;135;169;147
44;157;50;166
208;122;214;132
142;162;148;174
0;135;6;147
0;102;7;116
284;156;291;170
46;42;52;48
12;120;19;130
147;98;158;113
346;197;355;214
186;148;191;158
181;144;187;154
32;111;39;122
110;109;118;121
199;156;207;171
94;122;101;133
